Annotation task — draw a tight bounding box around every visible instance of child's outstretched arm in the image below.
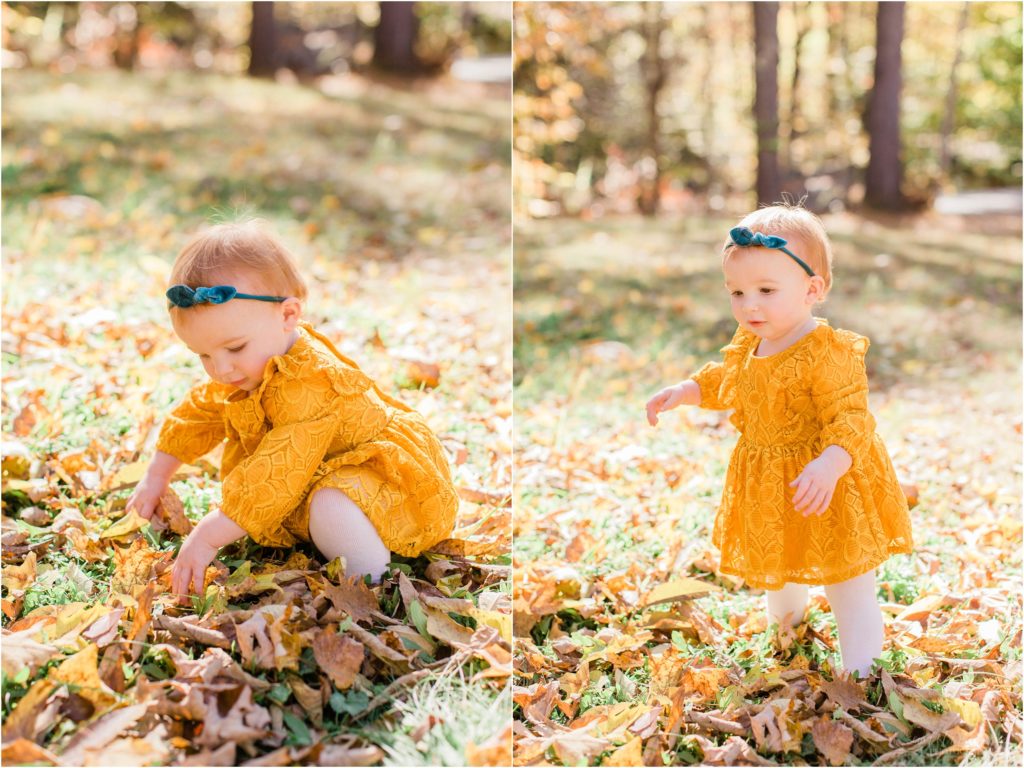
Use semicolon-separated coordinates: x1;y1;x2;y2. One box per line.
646;380;701;426
171;509;246;604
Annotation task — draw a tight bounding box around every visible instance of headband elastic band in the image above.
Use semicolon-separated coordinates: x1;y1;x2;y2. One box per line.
726;227;816;277
166;285;288;309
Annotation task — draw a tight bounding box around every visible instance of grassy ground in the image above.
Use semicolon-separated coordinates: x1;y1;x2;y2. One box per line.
512;212;1022;766
1;68;511;765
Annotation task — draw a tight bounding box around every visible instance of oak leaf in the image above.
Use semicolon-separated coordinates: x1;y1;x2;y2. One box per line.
312;627;365;690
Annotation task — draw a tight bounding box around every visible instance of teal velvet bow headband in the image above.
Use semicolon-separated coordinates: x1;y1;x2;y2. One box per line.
727;226;816;277
166;284;287;309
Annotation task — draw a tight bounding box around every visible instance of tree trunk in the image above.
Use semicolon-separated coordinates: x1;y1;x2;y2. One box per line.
248;1;277;77
753;2;781;205
865;1;905;209
373;2;422;74
785;2;811;171
939;2;970;184
638;2;666;217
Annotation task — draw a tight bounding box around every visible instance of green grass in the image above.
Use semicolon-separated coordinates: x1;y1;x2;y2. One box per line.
379;673;510;766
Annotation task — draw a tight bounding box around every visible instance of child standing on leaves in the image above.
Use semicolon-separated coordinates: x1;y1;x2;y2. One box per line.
645;204;913;679
127;220;459;602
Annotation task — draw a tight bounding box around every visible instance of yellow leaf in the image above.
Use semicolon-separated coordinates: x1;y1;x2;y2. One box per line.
466;607;512;644
106;461;149;490
50;644;117;712
53;603;111;643
941;697;982;730
100;510;149;539
602;736;643;766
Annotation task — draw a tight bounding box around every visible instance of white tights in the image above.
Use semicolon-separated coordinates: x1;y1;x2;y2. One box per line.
764;569;884;678
308;488;390;583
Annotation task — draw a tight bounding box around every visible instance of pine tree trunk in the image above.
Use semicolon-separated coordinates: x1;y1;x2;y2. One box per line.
638;3;666;217
865;1;906;209
373;2;422;74
753;2;781;205
248;1;276;77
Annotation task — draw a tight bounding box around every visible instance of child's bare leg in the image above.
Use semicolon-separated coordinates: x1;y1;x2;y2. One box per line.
765;581;809;629
823;568;883;678
308;488;390;583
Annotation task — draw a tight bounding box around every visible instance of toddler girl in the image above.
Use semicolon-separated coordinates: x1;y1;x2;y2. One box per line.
645;204;913;679
127;220;459;602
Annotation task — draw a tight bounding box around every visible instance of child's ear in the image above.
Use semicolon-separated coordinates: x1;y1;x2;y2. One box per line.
807;276;826;304
281;297;303;330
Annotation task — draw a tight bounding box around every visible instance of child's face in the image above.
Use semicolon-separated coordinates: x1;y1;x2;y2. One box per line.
171;284;302;391
723;245;823;340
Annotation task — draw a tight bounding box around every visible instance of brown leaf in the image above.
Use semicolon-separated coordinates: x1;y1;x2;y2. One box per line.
402;359;441;389
425;604;476;647
811;716;855;766
289;676;324;728
128;581;156;648
1;629;59;677
820;675;873;713
81;606;124;647
312;627;365;690
642;577;722;607
111;538;171;596
58;702;152;766
512;681;559;725
180;743;236;766
320;575;381;624
315;744;384;766
154;487;193;536
153;614;232;650
2;551;37;592
195;685;272;749
346;622;412;668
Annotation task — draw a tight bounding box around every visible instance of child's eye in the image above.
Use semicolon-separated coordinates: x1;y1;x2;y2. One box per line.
731;291;742;297
227;344;247;353
760;288;774;294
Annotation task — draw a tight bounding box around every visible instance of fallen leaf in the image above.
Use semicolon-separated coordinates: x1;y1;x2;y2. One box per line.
642;577;722;607
1;629;59;677
50;643;118;713
100;510;149;539
811;716;855;766
312;627;365;690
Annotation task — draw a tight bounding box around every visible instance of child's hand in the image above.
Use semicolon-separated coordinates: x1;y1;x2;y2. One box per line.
789;457;842;517
646;384;685;426
125;451;182;519
125;475;166;520
171;528;219;605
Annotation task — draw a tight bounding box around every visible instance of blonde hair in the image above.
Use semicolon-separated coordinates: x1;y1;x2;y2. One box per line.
723;203;834;295
169;220;308;311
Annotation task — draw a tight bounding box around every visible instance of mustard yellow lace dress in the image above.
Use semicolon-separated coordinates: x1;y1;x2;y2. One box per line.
690;318;913;589
156;322;458;556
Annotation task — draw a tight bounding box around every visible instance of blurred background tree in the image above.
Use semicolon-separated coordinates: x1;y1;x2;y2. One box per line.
514;1;1021;218
1;1;512;78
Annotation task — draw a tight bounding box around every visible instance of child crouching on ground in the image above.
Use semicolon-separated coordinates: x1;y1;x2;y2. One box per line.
127;220;459;601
